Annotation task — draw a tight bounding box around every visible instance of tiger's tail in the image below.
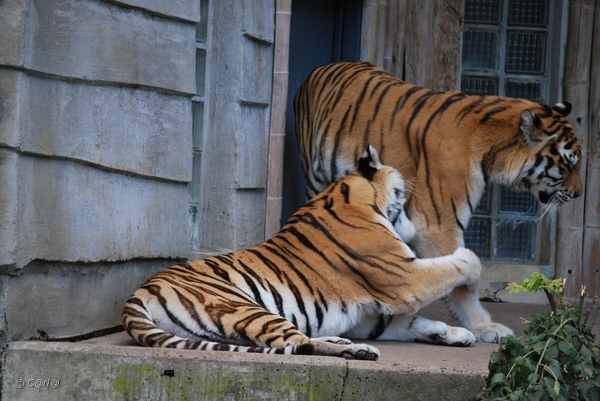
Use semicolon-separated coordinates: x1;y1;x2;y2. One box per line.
122;296;316;356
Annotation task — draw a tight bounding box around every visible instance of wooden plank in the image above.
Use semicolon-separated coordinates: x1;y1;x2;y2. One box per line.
582;0;600;299
361;0;383;65
403;0;463;89
404;1;434;87
383;0;406;78
558;0;595;298
431;0;464;90
264;1;291;239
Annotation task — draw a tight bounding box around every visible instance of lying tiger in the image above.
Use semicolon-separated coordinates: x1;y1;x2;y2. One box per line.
122;146;482;360
294;61;583;343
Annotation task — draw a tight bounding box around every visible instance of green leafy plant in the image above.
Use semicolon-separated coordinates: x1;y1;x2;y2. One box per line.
478;273;600;401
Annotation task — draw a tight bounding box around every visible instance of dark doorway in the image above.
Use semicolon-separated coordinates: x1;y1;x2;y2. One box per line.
281;0;363;224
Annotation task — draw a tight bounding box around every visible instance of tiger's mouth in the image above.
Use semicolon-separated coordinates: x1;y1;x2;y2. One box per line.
538;190;578;205
539;191;568;205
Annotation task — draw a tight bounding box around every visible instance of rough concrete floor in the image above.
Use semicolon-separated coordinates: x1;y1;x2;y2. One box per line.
3;301;599;401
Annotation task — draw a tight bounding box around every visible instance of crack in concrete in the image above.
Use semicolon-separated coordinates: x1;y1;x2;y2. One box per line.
338;360;350;400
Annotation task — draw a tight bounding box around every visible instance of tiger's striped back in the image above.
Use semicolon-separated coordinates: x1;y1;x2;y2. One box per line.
294;61;582;257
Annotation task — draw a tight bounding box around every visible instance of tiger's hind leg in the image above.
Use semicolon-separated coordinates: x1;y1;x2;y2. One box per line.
202;304;380;360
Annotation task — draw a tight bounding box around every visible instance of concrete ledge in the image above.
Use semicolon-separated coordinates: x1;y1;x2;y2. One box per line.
4;302;597;400
2;332;492;401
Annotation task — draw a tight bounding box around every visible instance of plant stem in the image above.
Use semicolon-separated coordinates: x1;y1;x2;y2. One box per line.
534;315;572;377
543;288;557;313
576;287;586;326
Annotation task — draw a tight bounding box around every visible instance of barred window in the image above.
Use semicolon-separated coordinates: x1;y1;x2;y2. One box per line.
461;0;564;262
190;0;210;249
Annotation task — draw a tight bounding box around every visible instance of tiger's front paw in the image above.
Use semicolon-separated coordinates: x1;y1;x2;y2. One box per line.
471;322;514;343
453;247;482;289
445;326;476;346
311;336;353;345
340;343;380;361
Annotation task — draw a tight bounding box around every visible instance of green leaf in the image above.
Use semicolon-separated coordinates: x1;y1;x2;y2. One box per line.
557;340;573;354
545;344;559;360
489;372;506;387
561;324;578;337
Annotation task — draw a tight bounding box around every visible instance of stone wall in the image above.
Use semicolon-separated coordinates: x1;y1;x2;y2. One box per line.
0;0;199;343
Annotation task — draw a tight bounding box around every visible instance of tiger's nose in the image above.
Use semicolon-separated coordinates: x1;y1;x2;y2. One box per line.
572;189;582;198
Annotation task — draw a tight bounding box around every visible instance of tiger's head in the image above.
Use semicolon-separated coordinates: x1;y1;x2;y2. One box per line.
353;145;416;243
485;101;583;211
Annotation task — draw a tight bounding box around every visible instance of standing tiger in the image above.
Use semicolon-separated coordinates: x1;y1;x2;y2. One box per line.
123;146;483;360
294;61;583;343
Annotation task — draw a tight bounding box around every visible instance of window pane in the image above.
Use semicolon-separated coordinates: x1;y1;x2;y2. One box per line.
508;0;548;26
196;0;209;42
196;49;206;96
476;185;492;213
505;32;546;74
465;218;491;258
192;102;204;151
498;188;538;215
505;80;544;102
189;153;202;199
465;0;503;23
461;77;497;96
495;220;537;260
462;31;498;71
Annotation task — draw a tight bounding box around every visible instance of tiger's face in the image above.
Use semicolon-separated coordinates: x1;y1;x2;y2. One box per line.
514;102;583;210
357;146;416;243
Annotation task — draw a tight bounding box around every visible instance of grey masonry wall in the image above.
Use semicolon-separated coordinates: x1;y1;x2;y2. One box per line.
0;0;200;343
191;1;275;259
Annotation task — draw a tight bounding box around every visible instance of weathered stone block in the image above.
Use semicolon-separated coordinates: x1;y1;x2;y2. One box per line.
0;150;19;270
28;0;196;93
17;72;192;181
104;0;200;23
15;155;190;267
2;259;173;341
0;0;29;67
237;104;269;189
0;69;23;148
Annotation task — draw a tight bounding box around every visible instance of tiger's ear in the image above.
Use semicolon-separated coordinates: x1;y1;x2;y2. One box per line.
357;145;382;180
520;110;546;144
552;101;572;117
